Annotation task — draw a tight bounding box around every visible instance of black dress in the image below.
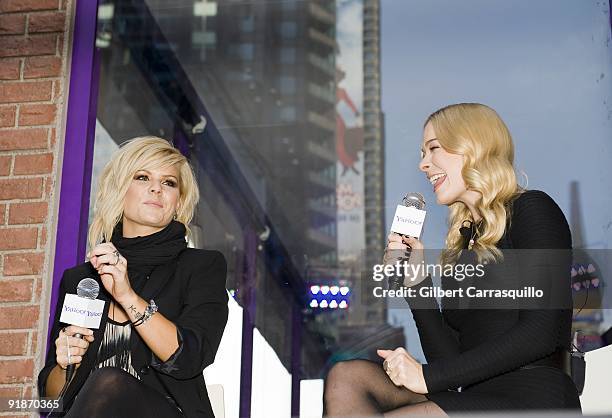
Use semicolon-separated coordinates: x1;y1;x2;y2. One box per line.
410;190;581;412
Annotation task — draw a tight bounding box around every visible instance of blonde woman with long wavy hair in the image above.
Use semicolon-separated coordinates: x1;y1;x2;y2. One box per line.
38;137;228;418
324;103;580;415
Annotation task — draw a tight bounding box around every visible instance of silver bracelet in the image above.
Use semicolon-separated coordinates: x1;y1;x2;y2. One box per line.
133;299;158;327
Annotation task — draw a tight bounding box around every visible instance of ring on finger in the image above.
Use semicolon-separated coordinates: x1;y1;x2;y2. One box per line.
112;250;120;265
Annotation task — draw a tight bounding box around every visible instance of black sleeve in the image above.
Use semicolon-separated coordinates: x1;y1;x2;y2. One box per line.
422;191;572;393
406;276;461;363
150;251;229;380
37;272;68;397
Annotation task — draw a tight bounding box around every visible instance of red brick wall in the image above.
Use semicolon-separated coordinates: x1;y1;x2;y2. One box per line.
0;0;73;407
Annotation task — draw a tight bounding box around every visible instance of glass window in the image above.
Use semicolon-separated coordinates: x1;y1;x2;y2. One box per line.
279;106;296;122
240;15;254;32
88;0;611;413
280;47;296;64
228;43;254;60
280;21;297;39
279;76;296;94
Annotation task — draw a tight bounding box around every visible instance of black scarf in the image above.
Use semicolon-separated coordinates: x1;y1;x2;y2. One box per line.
110;220;187;294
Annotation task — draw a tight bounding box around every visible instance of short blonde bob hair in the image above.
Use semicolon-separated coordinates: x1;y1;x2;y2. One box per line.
88;136;199;249
425;103;524;265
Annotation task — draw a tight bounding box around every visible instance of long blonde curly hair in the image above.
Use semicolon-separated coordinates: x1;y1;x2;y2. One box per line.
426;103;525;265
88;136;199;250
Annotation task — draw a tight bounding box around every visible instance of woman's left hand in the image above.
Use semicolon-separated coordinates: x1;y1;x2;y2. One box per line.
88;243;134;305
377;347;428;394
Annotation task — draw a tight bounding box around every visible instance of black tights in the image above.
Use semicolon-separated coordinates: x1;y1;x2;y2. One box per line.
324;359;447;417
64;367;183;418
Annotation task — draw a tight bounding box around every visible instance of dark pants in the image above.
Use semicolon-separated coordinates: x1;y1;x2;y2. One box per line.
64;367;183;417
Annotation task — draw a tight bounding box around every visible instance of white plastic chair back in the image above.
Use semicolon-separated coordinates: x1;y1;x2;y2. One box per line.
207;384;225;418
580;344;612;414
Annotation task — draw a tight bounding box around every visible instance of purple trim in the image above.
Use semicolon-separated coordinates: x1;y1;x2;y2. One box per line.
291;303;302;417
239;228;257;418
47;0;100;342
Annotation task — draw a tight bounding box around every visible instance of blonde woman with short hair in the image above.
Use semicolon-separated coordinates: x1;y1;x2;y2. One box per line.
38;137;228;417
324;104;581;415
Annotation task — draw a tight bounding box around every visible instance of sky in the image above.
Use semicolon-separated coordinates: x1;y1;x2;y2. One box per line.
380;0;612;360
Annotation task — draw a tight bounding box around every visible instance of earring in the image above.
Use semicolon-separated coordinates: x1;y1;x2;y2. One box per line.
173;213;177;220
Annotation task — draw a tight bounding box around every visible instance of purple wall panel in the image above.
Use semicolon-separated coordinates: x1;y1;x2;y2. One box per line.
47;0;99;342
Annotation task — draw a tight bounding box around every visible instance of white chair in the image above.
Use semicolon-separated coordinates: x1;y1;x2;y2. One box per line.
207;384;225;418
579;344;612;414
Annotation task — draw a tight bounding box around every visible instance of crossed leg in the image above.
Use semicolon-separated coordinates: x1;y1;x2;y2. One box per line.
324;359;447;417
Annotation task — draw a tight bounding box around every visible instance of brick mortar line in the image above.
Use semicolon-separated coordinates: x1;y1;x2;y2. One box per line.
3;224;46;229
1;198;52;204
35;226;42;251
49;80;56;101
14;124;58;129
0;301;39;308
0;329;33;334
0;251;40;256
55;34;61;56
0;155;52;161
0;225;40;230
0;33;60;39
0;6;60;15
0;202;47;208
13;105;20;129
24;12;30;36
0;73;57;83
0;322;39;332
0;202;47;209
18;57;24;81
0;356;34;360
0;248;46;254
0;174;48;179
0;126;53;131
0;77;60;84
27;10;66;16
26;326;33;356
0;101;55;106
0;150;53;157
0;276;39;282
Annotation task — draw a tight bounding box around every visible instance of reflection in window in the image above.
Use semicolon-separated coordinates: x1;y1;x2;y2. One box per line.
240;15;254;32
279;76;296;94
280;106;296;122
280;21;297;39
365;113;378;125
280;47;296;64
282;0;297;12
229;43;254;60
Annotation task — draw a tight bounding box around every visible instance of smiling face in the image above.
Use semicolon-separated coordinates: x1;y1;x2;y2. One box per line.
122;165;181;237
419;122;471;207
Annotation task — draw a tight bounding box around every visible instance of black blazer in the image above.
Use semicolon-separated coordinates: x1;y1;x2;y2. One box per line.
38;249;229;418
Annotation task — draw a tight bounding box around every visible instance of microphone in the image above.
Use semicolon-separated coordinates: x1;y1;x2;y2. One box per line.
388;192;427;290
59;278;105;383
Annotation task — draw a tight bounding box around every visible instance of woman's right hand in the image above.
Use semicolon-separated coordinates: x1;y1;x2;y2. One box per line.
55;326;94;371
383;233;427;286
